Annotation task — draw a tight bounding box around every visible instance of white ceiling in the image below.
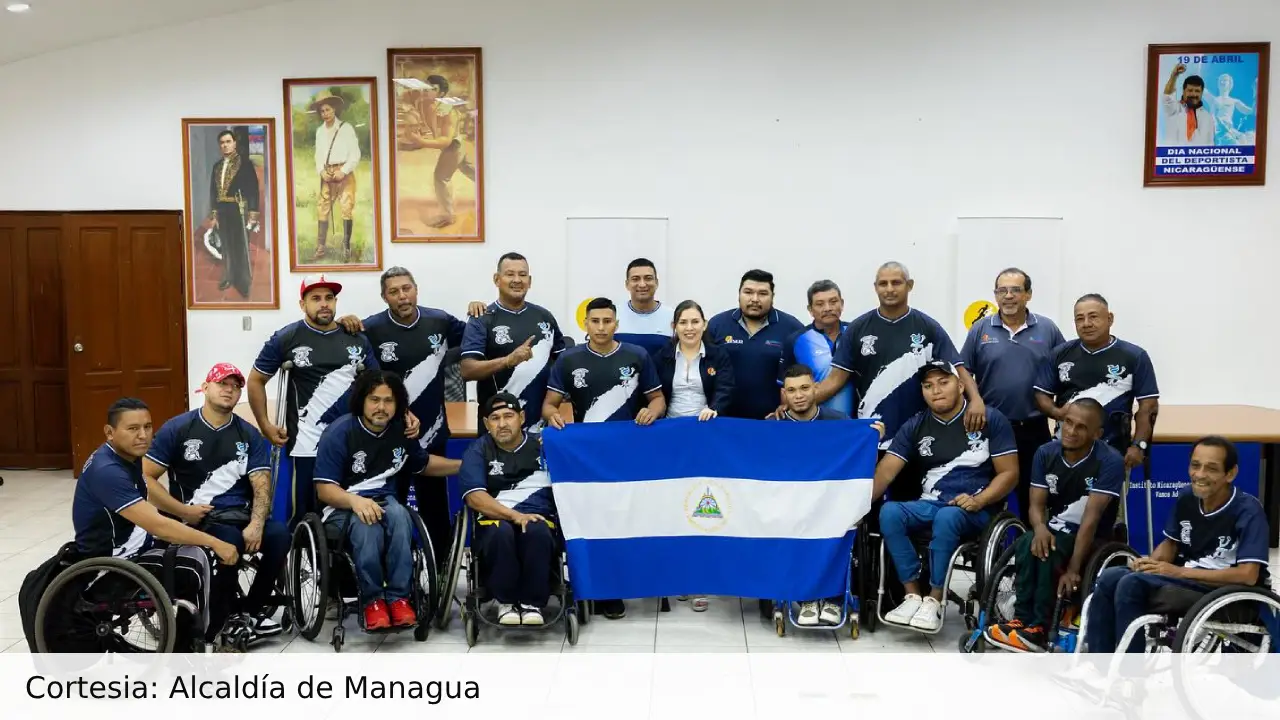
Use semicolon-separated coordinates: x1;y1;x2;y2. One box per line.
0;0;299;65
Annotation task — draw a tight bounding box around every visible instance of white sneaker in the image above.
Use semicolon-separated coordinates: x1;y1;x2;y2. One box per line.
497;603;521;626
251;615;282;639
885;594;923;625
518;605;544;626
909;596;942;631
819;601;842;626
796;601;821;626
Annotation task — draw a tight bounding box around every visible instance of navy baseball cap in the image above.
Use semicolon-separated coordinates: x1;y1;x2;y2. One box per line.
918;360;959;383
483;392;523;417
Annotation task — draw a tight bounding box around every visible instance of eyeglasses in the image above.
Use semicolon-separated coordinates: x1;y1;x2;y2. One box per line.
994;287;1026;297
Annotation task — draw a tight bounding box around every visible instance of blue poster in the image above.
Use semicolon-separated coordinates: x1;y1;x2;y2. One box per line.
1152;50;1263;178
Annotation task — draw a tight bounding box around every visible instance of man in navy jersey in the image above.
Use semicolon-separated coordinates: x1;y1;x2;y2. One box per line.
961;268;1066;524
873;360;1019;631
615;258;670;358
1085;436;1271;653
544;297;665;619
707;269;804;420
335;266;484;566
1034;293;1159;470
779;280;854;417
814;262;986;460
459;392;559;626
249;276;418;526
143;363;289;641
461;252;567;436
313;370;460;631
984;398;1122;652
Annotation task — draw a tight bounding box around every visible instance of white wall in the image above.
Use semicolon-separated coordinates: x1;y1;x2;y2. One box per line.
1;0;1277;406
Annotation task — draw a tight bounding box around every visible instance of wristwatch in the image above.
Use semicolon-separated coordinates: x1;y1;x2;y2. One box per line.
1132;440;1149;453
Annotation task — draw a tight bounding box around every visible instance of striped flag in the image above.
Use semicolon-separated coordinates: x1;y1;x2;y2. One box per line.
543;417;877;601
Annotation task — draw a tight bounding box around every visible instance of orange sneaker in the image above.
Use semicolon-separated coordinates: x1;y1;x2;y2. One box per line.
986;619;1047;652
388;598;417;627
364;599;391;630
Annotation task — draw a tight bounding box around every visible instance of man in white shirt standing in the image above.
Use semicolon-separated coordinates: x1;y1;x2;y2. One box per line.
615;258;670;358
312;90;362;262
1161;63;1215;146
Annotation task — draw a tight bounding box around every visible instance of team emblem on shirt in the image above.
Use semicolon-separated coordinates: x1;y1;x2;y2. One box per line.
966;431;986;453
1084;476;1094;490
1105;365;1127;386
619;366;635;382
1211;536;1236;561
918;436;935;457
428;334;444;352
537;322;553;340
493;325;513;345
1058;362;1074;383
391;447;406;471
182;439;203;462
910;333;926;354
346;346;365;366
235;442;249;470
488;460;505;475
860;335;878;356
572;368;589;389
1179;520;1193;544
1044;473;1059;494
291;346;314;368
380;342;399;363
352;450;368;474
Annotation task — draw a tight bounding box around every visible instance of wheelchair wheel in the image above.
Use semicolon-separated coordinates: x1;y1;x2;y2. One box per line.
463;613;479;648
408;508;438;642
856;525;879;633
1174;585;1280;653
35;556;177;654
975;543;1018;648
435;510;467;631
566;611;580;645
290;515;329;641
976;511;1025;591
1080;541;1137;604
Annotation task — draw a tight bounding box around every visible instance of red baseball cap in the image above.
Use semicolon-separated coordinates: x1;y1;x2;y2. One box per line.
300;275;343;300
196;362;245;392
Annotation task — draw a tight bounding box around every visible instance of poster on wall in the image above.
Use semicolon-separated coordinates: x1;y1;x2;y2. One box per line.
387;47;484;243
1144;42;1270;187
181;118;279;310
283;77;384;271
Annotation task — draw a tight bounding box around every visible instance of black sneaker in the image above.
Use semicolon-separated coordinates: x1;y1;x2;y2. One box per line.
596;599;626;620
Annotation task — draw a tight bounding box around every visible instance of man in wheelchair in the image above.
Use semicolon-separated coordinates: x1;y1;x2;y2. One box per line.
984;397;1124;651
459;392;557;627
313;369;460;631
142;362;290;643
873;360;1019;631
1085;435;1271;653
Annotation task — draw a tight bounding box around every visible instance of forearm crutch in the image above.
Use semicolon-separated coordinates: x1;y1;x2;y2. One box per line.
268;361;294;501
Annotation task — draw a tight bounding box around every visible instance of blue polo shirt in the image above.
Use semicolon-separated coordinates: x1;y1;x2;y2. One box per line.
779;322;854;416
960;313;1065;422
707;308;804;419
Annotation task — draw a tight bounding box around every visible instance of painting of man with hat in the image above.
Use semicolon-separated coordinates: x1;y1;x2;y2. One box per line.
283;78;384;271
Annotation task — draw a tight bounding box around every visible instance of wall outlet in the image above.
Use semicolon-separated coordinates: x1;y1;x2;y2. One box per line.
242;316;252;331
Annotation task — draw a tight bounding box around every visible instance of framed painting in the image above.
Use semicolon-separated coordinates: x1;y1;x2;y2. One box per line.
387;47;484;242
181;118;280;309
283;77;384;270
1144;42;1270;187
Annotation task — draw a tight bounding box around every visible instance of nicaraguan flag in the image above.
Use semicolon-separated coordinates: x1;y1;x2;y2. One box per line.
542;417;877;601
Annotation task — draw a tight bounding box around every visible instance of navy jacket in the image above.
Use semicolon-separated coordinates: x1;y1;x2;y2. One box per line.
654;339;736;415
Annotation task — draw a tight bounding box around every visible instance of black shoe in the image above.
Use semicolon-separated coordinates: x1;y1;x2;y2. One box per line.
218;280;231;290
596;599;626;620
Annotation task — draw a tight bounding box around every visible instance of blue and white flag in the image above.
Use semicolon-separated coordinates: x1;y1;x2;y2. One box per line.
543;417;878;601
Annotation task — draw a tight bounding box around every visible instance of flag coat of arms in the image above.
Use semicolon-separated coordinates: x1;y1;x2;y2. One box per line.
542;417;877;601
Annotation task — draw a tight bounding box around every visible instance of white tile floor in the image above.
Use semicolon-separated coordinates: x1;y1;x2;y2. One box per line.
1;468;1276;655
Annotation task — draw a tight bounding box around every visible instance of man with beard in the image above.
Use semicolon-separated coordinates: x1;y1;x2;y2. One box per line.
143;363;290;643
461;253;566;436
614;258;669;358
311;91;361;262
779;280;853;417
207;129;260;297
335;267;485;567
1162;63;1215;146
707;269;803;419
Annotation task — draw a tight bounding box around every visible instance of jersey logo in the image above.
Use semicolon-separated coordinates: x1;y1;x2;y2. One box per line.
1179;520;1192;545
182;439;203;462
537;321;553;341
1044;473;1059;494
909;333;926;354
918;436;935;457
966;431;986;453
291;346;314;368
427;333;444;352
1106;365;1127;386
235;442;249;470
351;450;368;474
391;447;406;471
488;460;505;475
619;366;635;382
379;342;399;363
1057;362;1074;383
860;335;878;356
493;325;513;345
572;368;589;389
1084;476;1094;490
346;345;365;365
1211;535;1236;561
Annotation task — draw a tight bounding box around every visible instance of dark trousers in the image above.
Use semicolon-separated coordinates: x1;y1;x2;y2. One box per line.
287;455;316;528
395;473;452;569
214;204;252;298
202;520;291;632
475;518;555;607
1012;529;1075;628
1010;418;1052;525
1086;567;1209;652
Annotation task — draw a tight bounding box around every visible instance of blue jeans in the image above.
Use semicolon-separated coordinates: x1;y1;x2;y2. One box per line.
326;496;414;606
879;499;990;589
1086;566;1209;653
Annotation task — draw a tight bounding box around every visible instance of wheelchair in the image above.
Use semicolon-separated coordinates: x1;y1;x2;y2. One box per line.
758;529;866;639
287;501;439;652
434;508;587;647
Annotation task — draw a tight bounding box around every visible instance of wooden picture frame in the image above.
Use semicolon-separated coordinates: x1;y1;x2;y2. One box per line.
283;76;384;271
1144;42;1270;187
387;47;485;243
181;118;280;309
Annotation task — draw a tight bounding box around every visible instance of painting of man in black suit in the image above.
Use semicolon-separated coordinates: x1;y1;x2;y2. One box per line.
208;129;260;298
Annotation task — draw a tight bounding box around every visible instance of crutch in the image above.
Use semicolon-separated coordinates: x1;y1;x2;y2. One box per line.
268;361;294;503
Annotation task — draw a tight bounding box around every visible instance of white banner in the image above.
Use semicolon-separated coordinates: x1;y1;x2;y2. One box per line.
953;217;1065;342
564;218;669;341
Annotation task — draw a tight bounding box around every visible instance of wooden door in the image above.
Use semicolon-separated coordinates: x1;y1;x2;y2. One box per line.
0;214;71;469
63;213;188;475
